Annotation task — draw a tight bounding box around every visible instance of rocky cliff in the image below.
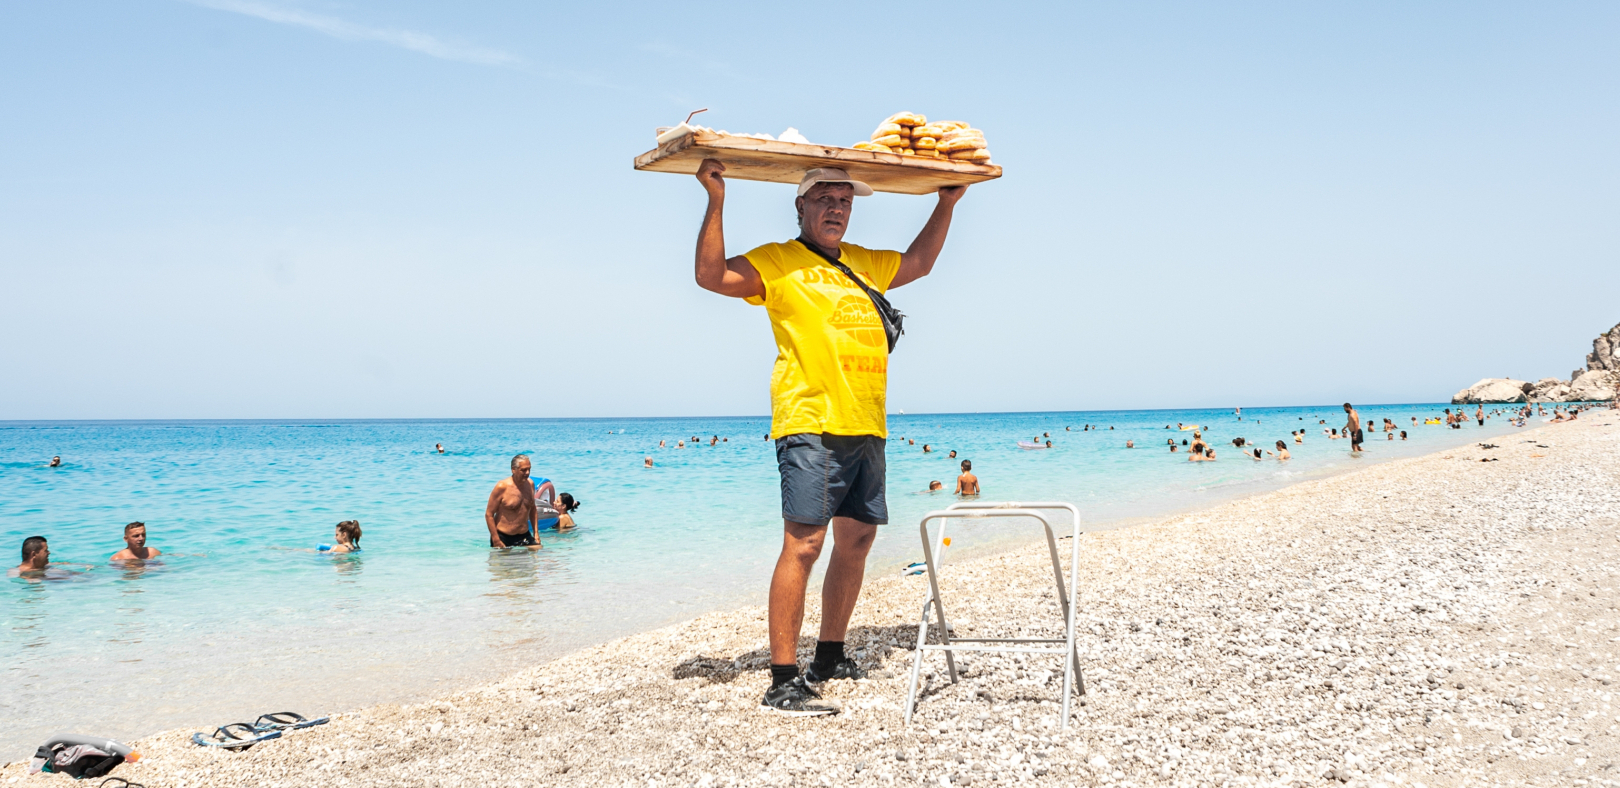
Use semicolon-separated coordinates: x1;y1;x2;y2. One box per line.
1453;322;1619;403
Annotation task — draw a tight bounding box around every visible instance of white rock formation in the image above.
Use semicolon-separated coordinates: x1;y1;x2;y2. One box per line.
1587;323;1620;372
1451;378;1531;404
1459;322;1619;402
1569;369;1618;402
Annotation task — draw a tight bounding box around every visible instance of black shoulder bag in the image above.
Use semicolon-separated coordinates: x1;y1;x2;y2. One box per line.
795;237;905;353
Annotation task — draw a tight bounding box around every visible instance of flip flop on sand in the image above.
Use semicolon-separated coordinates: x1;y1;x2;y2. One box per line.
252;712;329;733
190;723;281;750
99;779;147;788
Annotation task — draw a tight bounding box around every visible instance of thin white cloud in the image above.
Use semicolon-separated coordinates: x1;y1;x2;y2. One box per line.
185;0;522;66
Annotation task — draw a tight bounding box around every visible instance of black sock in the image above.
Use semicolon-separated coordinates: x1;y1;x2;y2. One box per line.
770;663;799;689
812;640;845;672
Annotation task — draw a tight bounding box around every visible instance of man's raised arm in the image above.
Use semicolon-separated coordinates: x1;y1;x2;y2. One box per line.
694;159;765;300
890;184;967;290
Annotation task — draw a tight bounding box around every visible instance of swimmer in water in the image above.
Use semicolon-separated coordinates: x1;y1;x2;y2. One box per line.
555;493;580;530
325;520;362;553
11;536;50;577
644;456;654;468
110;521;162;561
1294;430;1303;444
659;440;666;448
954;460;980;496
435;443;445;454
922;444;932;453
1126;440;1134;448
1268;440;1290;460
948;450;957;459
928;480;943;492
1400;430;1408;440
48;456;61;467
1044;440;1052;448
677;440;685;449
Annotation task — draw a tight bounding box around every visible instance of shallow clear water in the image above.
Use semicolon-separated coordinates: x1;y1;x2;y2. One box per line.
0;404;1533;752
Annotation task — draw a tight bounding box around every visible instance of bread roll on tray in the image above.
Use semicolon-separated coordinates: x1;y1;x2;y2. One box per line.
939;136;987;152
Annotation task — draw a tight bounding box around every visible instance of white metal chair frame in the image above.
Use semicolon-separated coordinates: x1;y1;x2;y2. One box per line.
902;501;1085;730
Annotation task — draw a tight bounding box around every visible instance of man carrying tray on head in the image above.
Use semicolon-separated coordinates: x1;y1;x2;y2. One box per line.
692;158;967;715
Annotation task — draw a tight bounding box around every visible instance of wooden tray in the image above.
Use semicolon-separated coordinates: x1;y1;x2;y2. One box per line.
634;130;1002;195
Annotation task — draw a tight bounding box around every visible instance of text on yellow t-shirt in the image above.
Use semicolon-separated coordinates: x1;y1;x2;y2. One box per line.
744;240;902;439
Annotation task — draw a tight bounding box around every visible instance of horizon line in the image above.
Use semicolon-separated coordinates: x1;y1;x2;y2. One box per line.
0;401;1485;427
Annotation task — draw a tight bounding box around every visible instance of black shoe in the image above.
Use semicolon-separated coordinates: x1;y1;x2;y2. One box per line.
804;658;866;683
760;676;839;716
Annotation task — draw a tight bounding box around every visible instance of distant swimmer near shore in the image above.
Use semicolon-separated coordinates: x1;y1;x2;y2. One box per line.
644;456;655;468
48;456;61;467
1267;441;1290;460
110;521;162;561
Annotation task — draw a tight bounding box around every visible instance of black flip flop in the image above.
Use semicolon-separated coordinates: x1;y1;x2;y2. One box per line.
252;712;329;732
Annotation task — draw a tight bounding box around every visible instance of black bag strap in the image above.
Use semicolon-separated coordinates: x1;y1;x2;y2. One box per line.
794;238;904;353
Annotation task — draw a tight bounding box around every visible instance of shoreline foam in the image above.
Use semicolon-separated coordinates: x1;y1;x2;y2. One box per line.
6;414;1616;786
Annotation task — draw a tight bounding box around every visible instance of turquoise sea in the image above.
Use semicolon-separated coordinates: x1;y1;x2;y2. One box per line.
1;405;1537;753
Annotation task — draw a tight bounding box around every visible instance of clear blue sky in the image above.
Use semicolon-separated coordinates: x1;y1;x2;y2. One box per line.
2;1;1616;419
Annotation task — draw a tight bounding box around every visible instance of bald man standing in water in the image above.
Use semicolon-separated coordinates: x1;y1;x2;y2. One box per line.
485;454;542;550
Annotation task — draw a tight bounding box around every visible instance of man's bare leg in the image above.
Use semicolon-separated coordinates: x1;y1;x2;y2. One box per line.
769;520;826;666
819;517;878;643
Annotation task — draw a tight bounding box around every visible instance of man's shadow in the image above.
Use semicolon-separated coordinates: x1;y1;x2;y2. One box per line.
671;624;929;685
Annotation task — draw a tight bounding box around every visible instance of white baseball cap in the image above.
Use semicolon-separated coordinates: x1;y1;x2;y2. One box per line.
797;167;874;197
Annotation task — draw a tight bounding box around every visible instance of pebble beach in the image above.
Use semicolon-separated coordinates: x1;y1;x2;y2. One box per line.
7;414;1617;788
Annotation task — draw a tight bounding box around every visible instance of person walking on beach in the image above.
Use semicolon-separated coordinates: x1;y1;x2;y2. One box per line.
691;158;966;715
1344;403;1364;452
485;455;542;550
110;522;162;561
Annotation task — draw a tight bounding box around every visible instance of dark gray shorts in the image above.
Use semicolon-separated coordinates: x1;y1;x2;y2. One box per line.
775;433;887;527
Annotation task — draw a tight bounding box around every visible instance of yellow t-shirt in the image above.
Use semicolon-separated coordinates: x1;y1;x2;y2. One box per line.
744;240;903;439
